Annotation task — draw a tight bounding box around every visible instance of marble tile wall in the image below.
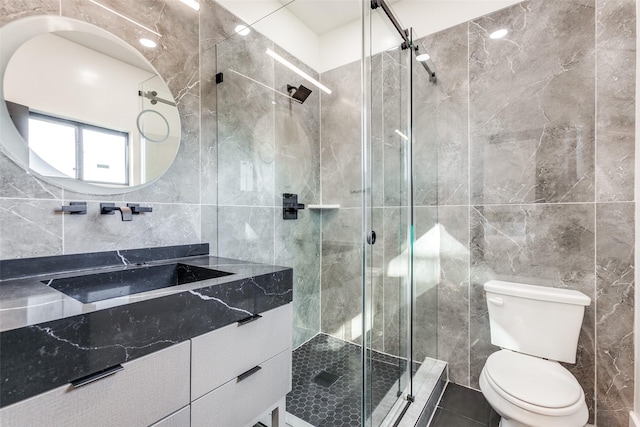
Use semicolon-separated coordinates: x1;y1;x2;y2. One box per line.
214;15;321;348
319;0;635;425
414;0;635;425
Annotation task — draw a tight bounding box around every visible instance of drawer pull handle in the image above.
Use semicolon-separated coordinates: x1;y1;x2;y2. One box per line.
237;313;262;326
70;364;124;389
237;365;262;382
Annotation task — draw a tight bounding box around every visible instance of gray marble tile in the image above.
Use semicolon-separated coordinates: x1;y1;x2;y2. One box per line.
434;206;470;386
216;31;276;207
201;0;247;46
63;202;200;254
200;204;217;256
382;49;409;208
595;202;634;427
273;47;321;207
293;326;317;349
412;207;439;362
0;0;58;26
217;206;275;265
470;0;595;204
321;208;362;341
0;152;62;200
415;24;469;207
320;61;362;208
596;0;636;202
469;203;596;418
275;209;321;348
0;199;62;259
596;131;635;202
379;207;409;356
411;58;438;208
371;53;385;209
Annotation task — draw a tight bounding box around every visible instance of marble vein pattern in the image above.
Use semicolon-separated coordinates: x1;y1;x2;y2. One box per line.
275;211;321;348
469;0;596;205
0;243;209;280
321;208;363;342
320;61;363;208
415;23;469;207
216;29;276;207
0;199;62;259
217;206;275;265
62;202;201;254
0;247;292;408
595;202;635;426
596;0;636;201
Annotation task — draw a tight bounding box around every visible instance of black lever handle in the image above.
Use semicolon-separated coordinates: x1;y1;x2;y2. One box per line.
61;202;87;215
127;203;153;214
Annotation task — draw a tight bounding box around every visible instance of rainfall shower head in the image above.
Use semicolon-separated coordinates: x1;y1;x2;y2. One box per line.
287;84;312;104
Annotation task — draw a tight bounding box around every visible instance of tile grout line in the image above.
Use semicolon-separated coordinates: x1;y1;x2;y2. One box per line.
593;2;599;422
466;19;472;388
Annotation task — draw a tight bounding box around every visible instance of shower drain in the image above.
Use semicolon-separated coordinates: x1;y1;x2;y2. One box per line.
313;370;340;387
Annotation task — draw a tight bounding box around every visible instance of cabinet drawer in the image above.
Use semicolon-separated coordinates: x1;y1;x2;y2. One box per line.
0;341;190;427
191;303;292;400
191;349;291;427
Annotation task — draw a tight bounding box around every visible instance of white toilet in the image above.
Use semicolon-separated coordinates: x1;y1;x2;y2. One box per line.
479;280;591;427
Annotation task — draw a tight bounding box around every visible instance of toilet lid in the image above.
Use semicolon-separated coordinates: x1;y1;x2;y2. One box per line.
484;350;583;409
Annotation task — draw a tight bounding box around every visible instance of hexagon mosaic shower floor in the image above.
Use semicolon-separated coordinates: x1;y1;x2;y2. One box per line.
286;333;409;426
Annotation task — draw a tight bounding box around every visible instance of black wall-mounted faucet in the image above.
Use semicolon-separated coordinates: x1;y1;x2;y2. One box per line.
100;203;133;221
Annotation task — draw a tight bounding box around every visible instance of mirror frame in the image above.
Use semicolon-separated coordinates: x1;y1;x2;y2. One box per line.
0;15;180;195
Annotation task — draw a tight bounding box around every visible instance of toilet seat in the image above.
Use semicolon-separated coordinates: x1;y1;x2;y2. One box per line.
483;350;585;416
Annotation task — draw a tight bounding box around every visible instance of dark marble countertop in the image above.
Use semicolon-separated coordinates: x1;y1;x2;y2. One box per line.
0;244;293;408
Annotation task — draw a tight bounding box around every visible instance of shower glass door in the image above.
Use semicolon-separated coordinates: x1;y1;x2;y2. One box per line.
362;2;414;425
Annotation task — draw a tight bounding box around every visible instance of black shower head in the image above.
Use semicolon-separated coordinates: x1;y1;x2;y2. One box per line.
287;84;312;104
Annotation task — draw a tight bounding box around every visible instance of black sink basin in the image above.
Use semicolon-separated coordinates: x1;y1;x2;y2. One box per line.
45;263;233;303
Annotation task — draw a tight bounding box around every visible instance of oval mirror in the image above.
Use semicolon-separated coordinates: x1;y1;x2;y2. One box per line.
0;16;181;195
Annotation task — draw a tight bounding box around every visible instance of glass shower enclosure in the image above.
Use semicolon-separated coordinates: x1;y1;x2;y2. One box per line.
213;0;437;425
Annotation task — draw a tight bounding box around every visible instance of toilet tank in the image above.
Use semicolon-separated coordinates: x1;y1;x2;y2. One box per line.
484;280;591;363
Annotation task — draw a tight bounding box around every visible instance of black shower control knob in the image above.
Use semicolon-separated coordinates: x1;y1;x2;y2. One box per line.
367;230;376;245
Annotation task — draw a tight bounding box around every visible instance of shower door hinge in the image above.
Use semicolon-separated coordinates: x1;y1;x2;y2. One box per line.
406;394;415;402
216;72;223;84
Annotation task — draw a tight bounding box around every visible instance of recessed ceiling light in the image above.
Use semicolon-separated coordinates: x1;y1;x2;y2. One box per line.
416;53;430;62
180;0;200;11
490;29;508;39
235;25;251;36
140;38;157;48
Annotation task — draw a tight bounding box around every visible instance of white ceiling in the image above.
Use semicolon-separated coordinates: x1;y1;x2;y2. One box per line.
276;0;401;36
217;0;522;72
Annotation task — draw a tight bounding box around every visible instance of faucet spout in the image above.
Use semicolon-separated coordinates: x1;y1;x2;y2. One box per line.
100;203;133;221
119;206;133;221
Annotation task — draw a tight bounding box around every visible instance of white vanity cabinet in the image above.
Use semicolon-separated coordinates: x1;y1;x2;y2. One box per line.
0;303;293;427
190;303;293;427
0;340;191;427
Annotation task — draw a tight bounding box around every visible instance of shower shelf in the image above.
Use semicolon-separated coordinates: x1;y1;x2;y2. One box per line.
307;204;340;210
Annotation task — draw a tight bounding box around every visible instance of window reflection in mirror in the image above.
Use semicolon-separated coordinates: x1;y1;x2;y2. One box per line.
27;113;130;185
